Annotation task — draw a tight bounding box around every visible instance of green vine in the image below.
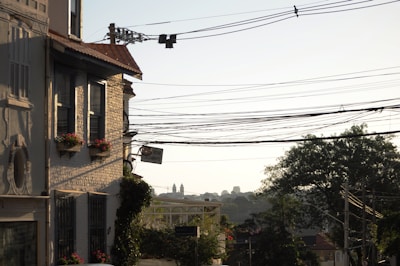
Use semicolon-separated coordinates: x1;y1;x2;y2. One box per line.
111;169;152;266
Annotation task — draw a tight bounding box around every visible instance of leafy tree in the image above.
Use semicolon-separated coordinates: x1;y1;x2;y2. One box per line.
140;228;220;266
227;195;319;266
376;211;400;264
261;124;400;265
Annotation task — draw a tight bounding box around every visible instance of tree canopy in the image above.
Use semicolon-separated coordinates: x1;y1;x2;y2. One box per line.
260;124;400;265
226;194;319;266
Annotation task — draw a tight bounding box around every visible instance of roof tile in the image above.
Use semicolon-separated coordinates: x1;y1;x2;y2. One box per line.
49;31;142;79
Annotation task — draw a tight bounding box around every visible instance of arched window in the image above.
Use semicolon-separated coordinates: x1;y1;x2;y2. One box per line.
13;149;25;189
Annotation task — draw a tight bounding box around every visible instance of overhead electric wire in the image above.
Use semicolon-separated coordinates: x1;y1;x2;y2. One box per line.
340;189;384;218
133;104;400;127
132;67;400;104
126;0;332;28
300;0;399;16
134;129;400;146
90;0;399;44
131;99;400;142
132;0;400;41
128;66;400;147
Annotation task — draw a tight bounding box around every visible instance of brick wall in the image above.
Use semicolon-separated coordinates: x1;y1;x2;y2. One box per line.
50;73;124;192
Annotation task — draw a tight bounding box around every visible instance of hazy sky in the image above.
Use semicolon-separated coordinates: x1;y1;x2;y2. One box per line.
83;0;400;195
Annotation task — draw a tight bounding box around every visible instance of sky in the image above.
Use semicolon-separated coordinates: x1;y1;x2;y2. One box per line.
83;0;400;195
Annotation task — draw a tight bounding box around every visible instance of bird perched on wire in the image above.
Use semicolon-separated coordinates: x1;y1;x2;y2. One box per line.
294;5;299;17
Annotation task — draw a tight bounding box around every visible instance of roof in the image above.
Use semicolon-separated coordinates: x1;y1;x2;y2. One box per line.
153;196;223;207
49;31;142;79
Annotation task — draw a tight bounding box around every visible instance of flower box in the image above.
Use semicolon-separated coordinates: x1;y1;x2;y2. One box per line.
57;142;82;153
89;147;110;159
56;142;82;157
55;133;84;157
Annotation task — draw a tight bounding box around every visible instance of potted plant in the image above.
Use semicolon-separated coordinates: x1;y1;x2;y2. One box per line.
89;138;112;158
57;252;84;265
55;133;84;154
91;249;111;264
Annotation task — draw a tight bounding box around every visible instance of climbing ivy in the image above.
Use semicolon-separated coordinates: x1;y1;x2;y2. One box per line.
111;170;152;266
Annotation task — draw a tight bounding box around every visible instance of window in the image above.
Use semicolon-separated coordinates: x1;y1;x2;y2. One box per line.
9;26;29;98
88;194;107;259
55;193;76;261
70;0;81;38
55;67;75;135
89;81;105;143
0;222;37;266
13;149;25;189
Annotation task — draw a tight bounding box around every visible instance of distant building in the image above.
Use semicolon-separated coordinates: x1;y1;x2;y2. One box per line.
142;196;222;231
232;186;241;194
302;232;345;266
159;183;185;199
140;196;225;266
221;190;230;195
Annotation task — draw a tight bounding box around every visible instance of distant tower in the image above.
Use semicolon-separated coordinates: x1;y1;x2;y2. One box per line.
180;184;184;195
232;186;241;194
172;184;177;194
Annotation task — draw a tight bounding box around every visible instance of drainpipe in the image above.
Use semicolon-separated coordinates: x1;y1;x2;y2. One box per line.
44;34;51;266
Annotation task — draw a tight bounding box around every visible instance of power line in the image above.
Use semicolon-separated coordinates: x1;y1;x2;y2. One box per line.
105;0;400;46
125;0;330;28
134;129;400;146
131;66;400;104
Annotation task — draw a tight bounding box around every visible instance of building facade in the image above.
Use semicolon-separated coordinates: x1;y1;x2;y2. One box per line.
0;0;142;265
0;1;49;265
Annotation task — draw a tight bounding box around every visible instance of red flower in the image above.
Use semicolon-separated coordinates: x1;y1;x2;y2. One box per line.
93;138;112;151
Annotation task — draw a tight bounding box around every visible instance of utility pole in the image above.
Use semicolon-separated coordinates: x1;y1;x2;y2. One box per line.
344;178;349;266
249;236;252;266
371;187;377;266
107;23;149;44
362;177;366;265
108;23;116;44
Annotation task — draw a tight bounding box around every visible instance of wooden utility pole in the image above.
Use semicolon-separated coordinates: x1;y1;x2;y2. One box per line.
108;23;116;44
344;178;349;266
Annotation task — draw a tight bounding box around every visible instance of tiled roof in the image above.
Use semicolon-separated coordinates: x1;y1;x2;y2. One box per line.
49;31;142;79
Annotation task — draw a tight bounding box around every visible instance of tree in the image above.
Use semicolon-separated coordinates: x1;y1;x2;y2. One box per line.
140;228;220;266
227;195;319;266
261;124;400;265
376;211;400;265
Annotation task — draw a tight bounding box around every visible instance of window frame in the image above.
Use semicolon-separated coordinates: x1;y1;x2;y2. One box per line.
88;79;106;144
9;25;30;100
55;66;76;136
69;0;81;38
55;192;76;261
88;194;107;260
0;221;38;266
